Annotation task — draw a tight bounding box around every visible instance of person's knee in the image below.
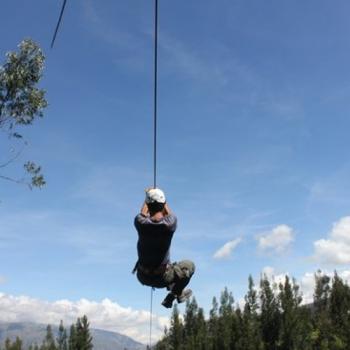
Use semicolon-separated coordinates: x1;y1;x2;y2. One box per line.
178;260;195;277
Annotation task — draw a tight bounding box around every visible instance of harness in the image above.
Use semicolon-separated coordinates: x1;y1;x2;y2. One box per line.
132;260;168;276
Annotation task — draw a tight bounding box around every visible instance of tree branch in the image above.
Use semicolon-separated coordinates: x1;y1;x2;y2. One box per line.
0;174;30;188
0;146;24;168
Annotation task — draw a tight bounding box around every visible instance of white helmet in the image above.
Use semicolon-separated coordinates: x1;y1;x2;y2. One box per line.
145;188;166;204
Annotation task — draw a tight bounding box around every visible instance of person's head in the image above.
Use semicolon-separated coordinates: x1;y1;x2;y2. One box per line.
145;188;166;215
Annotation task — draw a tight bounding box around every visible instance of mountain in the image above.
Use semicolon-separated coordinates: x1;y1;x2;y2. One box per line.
0;322;146;350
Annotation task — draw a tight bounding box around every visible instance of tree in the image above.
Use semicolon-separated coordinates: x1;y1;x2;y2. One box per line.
4;337;22;350
278;276;309;350
28;344;40;350
182;298;207;350
68;324;77;350
40;325;57;350
57;321;68;350
241;275;262;350
311;271;332;349
207;297;219;350
169;304;183;350
260;275;280;350
75;316;93;350
0;39;47;188
217;287;234;350
154;327;171;350
329;272;350;349
183;298;198;350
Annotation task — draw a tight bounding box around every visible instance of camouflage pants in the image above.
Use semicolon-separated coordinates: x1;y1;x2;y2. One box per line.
137;260;195;296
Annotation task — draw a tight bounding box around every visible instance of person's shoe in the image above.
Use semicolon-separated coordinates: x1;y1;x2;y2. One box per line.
177;289;192;303
161;292;176;308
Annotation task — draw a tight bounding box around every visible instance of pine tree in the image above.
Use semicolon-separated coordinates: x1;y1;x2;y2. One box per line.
169;304;183;350
68;324;77;350
278;276;309;350
4;337;22;350
217;287;234;350
195;307;207;350
183;298;198;350
329;272;350;349
57;321;68;350
28;344;39;350
182;298;207;350
241;275;262;350
234;307;245;350
75;316;93;350
40;325;57;350
154;327;171;350
260;275;280;350
311;271;331;349
208;297;219;350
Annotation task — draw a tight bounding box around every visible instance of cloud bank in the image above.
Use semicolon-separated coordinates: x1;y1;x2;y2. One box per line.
0;293;168;344
313;216;350;264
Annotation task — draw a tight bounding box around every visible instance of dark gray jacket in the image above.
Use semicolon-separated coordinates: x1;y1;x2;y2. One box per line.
134;214;177;269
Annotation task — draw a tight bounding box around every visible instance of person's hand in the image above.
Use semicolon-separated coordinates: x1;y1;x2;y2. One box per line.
163;202;172;215
141;202;149;216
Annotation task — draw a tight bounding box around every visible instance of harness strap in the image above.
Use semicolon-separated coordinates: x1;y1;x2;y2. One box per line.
134;262;168;276
132;260;139;274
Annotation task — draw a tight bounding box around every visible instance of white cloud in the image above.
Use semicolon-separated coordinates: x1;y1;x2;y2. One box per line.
257;225;294;253
0;293;168;344
0;276;6;284
313;216;350;264
300;272;316;304
213;238;242;259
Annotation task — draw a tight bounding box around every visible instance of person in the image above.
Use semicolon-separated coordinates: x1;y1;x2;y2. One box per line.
133;188;195;308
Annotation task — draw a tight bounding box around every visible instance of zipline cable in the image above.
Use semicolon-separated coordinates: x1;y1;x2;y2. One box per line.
51;0;68;48
149;1;159;348
153;0;159;189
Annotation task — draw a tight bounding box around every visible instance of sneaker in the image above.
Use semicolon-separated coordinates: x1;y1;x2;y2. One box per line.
177;289;192;303
161;292;176;308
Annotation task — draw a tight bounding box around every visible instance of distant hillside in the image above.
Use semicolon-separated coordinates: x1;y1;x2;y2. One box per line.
0;322;145;350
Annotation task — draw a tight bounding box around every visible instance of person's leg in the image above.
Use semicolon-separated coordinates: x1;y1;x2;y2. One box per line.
170;260;195;295
162;260;195;307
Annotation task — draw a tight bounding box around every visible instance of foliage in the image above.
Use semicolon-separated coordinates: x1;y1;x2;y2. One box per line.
156;272;350;350
4;337;22;350
0;39;47;188
74;316;93;350
40;325;57;350
57;321;68;350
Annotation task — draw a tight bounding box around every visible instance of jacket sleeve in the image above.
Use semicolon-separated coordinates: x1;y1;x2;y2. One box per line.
134;213;148;230
163;214;177;233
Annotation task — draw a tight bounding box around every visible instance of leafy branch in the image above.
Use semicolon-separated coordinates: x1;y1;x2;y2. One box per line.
0;39;47;189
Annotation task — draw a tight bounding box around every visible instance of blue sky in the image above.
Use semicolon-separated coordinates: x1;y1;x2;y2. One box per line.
1;0;350;343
